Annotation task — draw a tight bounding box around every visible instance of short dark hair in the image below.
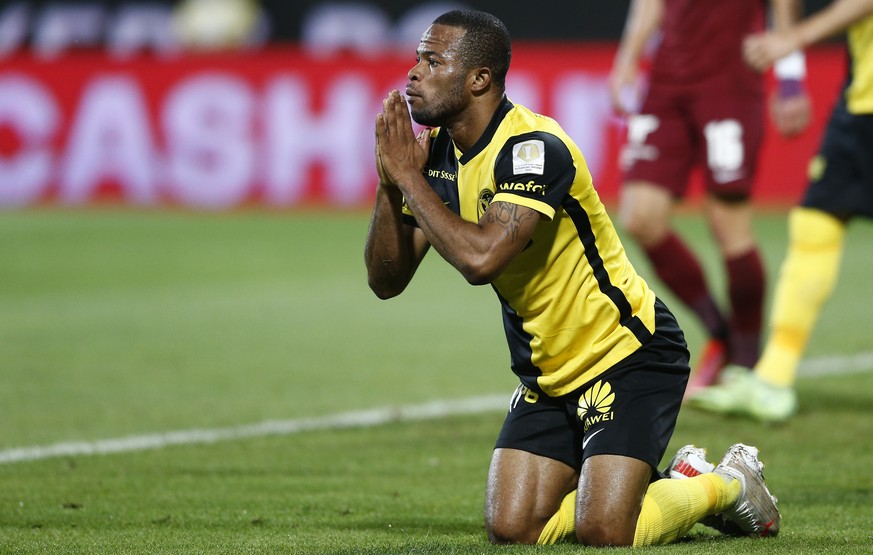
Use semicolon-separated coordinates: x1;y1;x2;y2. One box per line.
432;9;511;91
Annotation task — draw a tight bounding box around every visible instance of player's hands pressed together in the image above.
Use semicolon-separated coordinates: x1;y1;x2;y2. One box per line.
372;90;540;286
375;90;431;189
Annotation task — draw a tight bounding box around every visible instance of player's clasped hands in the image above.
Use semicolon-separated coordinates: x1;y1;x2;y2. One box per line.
375;90;431;188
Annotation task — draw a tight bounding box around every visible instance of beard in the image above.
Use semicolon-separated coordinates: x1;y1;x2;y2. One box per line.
408;77;467;128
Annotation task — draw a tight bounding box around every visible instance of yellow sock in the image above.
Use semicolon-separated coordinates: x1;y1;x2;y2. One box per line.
633;474;741;547
756;208;845;387
537;490;577;544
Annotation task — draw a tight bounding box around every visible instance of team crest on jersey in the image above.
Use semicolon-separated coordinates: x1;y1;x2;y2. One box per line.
512;140;545;175
478;189;494;218
577;380;616;432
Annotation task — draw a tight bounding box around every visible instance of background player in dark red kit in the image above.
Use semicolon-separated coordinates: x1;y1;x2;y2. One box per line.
609;0;812;396
691;0;873;421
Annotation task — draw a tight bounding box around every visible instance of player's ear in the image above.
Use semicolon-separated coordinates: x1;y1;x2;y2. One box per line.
469;67;492;93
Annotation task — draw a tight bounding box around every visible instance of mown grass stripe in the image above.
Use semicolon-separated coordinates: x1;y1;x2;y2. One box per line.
2;350;870;466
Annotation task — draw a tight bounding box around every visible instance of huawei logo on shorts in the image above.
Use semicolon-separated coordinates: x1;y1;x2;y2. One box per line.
577;380;616;432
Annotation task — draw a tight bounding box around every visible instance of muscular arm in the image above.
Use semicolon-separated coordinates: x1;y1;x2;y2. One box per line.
407;192;540;285
375;91;541;286
364;103;433;299
364;184;429;299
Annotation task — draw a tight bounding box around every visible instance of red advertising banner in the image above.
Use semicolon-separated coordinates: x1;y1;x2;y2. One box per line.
0;44;846;209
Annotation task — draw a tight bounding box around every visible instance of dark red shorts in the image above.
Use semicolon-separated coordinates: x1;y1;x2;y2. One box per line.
621;82;765;199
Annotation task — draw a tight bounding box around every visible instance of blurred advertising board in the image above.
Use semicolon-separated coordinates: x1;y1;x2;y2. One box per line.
0;44;844;209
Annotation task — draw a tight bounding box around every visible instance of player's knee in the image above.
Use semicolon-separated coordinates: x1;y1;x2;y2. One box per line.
576;518;634;547
617;208;663;245
789;207;844;249
618;216;647;243
484;515;540;545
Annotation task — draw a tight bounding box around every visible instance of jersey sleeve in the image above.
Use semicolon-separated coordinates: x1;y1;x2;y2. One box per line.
493;131;576;220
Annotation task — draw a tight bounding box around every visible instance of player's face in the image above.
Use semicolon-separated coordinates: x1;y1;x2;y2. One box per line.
405;24;469;128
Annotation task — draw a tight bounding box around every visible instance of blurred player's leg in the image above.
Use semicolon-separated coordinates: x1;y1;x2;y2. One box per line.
691;90;766;388
704;195;765;371
619;183;729;394
756;207;844;388
688;208;844;422
643;231;728;352
725;248;765;367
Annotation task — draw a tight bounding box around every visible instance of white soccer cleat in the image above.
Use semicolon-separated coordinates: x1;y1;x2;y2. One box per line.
664;444;746;535
713;443;781;537
664;444;715;479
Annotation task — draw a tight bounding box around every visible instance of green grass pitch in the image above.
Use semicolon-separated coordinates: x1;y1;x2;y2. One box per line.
1;208;871;554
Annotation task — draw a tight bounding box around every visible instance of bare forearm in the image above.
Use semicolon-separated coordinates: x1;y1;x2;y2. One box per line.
745;0;873;71
364;186;416;298
372;90;537;286
615;0;663;65
794;0;873;47
770;0;803;32
397;172;536;285
395;174;488;283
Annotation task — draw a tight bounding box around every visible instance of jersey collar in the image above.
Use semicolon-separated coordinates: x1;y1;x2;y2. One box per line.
458;95;514;165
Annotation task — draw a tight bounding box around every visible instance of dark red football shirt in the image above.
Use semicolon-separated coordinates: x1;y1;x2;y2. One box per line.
650;0;766;93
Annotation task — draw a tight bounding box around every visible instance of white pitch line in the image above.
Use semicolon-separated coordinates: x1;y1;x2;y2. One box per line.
0;394;508;465
797;351;873;378
1;351;871;466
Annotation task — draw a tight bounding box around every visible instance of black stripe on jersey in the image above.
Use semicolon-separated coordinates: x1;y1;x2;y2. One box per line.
495;286;543;390
426;128;461;213
562;196;653;345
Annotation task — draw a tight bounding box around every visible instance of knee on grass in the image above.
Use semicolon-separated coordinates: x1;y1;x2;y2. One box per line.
485;515;545;545
576;519;635;547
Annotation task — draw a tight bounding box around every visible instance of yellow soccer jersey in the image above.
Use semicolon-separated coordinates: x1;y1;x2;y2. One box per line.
403;97;657;397
846;12;873;114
